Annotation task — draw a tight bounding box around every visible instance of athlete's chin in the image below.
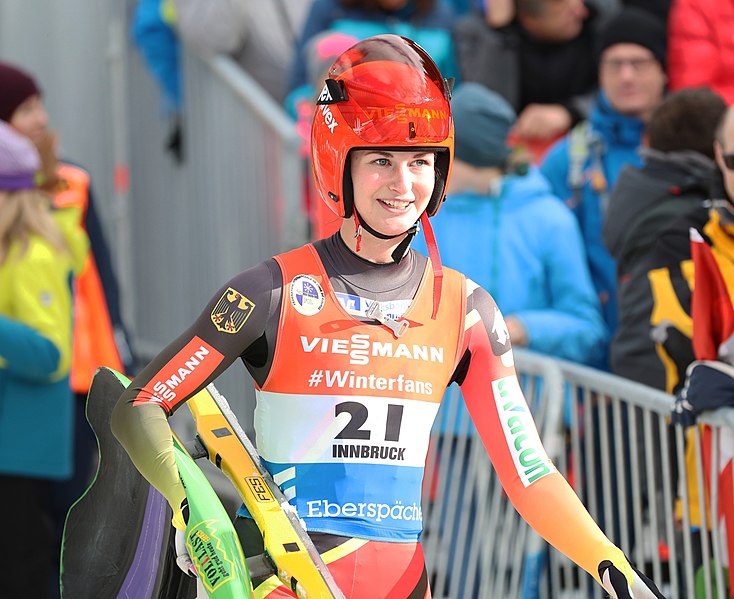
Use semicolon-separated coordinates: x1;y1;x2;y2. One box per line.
378;216;419;237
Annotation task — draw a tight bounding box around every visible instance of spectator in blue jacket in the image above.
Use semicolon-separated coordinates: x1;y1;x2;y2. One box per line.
288;0;458;96
540;7;668;367
414;81;606;598
414;82;607;369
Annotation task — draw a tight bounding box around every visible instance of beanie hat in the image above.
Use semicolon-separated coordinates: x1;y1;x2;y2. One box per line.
0;61;41;123
596;7;667;70
0;121;40;190
452;82;516;168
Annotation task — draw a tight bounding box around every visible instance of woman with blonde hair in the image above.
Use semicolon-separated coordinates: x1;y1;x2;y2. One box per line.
0;120;87;599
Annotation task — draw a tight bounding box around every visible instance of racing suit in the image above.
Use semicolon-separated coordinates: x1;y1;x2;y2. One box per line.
112;232;626;597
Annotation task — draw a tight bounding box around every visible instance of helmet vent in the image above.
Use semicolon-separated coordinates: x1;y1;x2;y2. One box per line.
408;122;416;139
328;192;339;203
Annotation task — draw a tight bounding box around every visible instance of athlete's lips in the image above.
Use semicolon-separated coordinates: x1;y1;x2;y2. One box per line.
378;198;413;210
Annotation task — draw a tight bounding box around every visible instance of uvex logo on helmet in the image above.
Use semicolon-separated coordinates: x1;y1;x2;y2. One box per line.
317;84;338;133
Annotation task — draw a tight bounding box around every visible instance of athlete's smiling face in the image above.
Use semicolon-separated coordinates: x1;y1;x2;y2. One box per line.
350;149;435;237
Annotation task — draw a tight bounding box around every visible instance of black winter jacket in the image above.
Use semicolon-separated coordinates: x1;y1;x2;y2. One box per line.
603;150;718;391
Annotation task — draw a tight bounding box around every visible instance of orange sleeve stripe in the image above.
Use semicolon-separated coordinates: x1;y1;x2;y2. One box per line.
133;336;224;411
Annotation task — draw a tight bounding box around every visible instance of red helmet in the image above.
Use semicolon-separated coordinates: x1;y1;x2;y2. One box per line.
311;34;454;220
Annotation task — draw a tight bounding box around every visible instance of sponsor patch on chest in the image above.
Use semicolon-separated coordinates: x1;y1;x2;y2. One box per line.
290;274;325;316
300;334;444;366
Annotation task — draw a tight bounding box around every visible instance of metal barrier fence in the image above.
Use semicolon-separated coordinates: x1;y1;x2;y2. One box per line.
126;45;307;431
128;46;307;358
424;348;733;599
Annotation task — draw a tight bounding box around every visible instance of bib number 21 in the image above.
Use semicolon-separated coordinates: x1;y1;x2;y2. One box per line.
334;401;404;442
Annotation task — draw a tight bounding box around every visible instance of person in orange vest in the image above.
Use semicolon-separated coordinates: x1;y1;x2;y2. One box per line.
110;35;664;598
0;60;135;598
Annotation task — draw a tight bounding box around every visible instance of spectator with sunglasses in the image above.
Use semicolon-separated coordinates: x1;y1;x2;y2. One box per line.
671;105;734;394
615;102;734;412
663;101;734;595
603;87;727;394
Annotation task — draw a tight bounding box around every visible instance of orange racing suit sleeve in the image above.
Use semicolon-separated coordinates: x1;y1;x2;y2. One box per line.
458;280;629;586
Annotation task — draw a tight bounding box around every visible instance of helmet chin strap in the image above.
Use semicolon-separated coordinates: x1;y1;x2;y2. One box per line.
420;211;443;320
352;208;443;320
352;208;419;264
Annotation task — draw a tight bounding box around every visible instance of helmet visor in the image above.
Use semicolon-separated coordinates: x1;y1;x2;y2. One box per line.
328;35;451;145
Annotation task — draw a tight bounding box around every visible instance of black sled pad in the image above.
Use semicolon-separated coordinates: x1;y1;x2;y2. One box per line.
60;367;194;598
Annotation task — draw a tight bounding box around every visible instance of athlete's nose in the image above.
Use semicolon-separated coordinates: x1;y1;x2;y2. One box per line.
388;163;413;196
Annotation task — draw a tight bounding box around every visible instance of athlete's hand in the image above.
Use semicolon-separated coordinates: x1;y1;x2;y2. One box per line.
599;559;666;598
175;526;198;578
173;498;197;578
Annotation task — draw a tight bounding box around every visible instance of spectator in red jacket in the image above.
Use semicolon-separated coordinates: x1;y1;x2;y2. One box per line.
668;0;734;104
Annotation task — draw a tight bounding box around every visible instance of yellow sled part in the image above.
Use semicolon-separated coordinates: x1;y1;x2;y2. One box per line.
188;385;345;599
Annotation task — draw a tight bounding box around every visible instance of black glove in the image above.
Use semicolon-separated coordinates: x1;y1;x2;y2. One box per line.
598;559;666;598
672;360;734;427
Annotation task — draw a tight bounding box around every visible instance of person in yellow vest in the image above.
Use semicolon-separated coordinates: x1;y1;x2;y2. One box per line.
668;106;734;416
111;34;664;598
0;121;88;598
667;105;734;595
0;60;135;598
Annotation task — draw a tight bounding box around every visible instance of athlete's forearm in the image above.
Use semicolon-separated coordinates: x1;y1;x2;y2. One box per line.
461;355;626;582
110;401;187;525
507;471;624;583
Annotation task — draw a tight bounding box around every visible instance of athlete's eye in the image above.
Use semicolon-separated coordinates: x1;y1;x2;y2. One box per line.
373;158;389;167
413;156;435;168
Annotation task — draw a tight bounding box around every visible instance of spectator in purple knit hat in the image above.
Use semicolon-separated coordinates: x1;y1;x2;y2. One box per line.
0;120;40;190
0;59;135;599
0;118;88;599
